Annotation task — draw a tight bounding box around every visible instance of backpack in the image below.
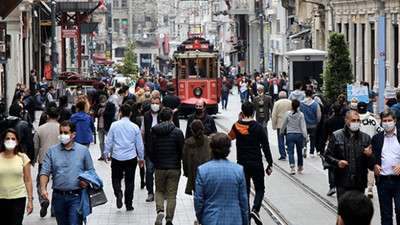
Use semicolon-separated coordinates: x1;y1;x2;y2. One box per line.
221;83;229;94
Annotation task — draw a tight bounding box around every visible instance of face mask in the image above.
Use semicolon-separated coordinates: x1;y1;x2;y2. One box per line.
151;104;160;112
145;91;151;96
273;81;277;85
51;90;56;95
4;140;16;150
350;102;358;109
58;134;71;145
195;108;203;115
100;102;106;107
382;121;395;132
348;122;360;132
77;91;82;95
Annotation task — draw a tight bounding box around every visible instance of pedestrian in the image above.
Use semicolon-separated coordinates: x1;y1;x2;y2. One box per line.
325;110;373;200
160;75;168;97
94;95;115;160
0;128;34;224
182;120;211;195
57;95;72;123
141;96;163;202
271;91;292;160
23;88;36;122
363;82;377;114
39;102;57;126
108;86;120;120
289;81;305;101
194;133;249;225
40;120;94;225
147;107;184;225
1;103;35;161
35;88;46;111
228;101;273;225
268;77;282;103
12;84;25;104
162;87;181;128
371;109;400;225
221;76;231;109
104;104;144;211
33;107;59;218
357;102;381;198
185;99;217;139
320;103;345;196
300;90;321;158
253;85;273;137
337;190;374;225
328;94;349;117
29;69;37;94
70;100;95;147
309;76;318;93
280;99;309;174
45;85;56;104
239;76;249;103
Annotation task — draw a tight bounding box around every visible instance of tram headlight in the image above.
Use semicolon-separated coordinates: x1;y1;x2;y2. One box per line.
194;87;203;97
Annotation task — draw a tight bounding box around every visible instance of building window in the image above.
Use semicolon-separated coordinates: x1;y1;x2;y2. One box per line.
276;20;280;34
113;0;119;7
121;0;127;7
114;19;120;33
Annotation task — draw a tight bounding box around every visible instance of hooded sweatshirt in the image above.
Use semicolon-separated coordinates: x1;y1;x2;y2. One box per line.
147;121;184;169
280;110;308;138
70;112;95;144
289;90;305;101
228;120;273;166
300;97;321;128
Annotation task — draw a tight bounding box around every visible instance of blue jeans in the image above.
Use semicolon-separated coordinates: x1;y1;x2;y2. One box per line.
52;192;82;225
377;176;400;225
303;127;317;154
277;129;286;158
240;90;248;102
221;93;229;108
286;133;304;167
98;128;108;158
145;155;154;194
328;168;335;189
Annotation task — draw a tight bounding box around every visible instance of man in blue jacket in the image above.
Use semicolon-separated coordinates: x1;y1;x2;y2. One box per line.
70;100;95;147
300;90;321;158
194;133;249;225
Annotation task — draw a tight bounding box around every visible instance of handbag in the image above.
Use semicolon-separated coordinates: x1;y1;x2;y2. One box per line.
87;187;108;207
321;156;332;170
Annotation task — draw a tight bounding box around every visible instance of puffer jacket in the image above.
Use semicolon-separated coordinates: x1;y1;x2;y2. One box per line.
147;122;184;170
324;127;373;190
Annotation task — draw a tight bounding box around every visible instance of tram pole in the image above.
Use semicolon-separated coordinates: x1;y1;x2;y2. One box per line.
51;0;57;81
259;0;265;73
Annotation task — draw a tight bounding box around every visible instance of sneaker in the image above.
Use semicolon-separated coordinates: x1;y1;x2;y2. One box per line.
327;188;336;196
97;157;104;161
40;200;50;218
155;211;164;225
368;189;373;198
116;193;123;209
126;205;134;211
250;209;263;225
146;193;154;202
278;157;286;161
303;147;307;158
290;167;295;175
194;220;201;225
298;167;304;174
166;221;173;225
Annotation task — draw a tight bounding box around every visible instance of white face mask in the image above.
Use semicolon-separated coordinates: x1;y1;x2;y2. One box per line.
348;122;360;132
151;104;160;112
77;91;82;95
4;140;16;150
100;102;106;107
58;134;71;145
382;121;395;132
145;91;151;96
350;102;358;109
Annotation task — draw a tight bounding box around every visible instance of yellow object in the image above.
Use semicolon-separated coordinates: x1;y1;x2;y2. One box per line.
0;153;30;199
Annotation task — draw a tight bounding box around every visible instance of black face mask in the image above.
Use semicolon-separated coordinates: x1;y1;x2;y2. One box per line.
195;108;203;115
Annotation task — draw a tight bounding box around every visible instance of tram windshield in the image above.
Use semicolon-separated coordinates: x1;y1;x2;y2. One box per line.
177;57;216;79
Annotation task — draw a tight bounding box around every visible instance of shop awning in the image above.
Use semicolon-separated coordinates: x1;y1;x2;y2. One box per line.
289;29;311;39
0;0;23;19
227;49;239;55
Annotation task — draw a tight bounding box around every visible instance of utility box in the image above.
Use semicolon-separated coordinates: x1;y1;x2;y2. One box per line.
284;48;327;90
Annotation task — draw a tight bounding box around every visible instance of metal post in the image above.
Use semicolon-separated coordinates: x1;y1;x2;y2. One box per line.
259;0;265;73
51;0;57;81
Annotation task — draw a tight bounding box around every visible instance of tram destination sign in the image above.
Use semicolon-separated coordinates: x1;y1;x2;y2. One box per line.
184;39;209;50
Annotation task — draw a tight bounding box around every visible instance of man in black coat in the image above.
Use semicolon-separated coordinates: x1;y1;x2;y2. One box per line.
185;99;217;139
94;95;115;160
162;87;181;128
58;95;72;123
23;88;36;122
147;107;184;225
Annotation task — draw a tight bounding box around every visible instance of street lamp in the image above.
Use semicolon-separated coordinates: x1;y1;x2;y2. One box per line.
51;0;57;81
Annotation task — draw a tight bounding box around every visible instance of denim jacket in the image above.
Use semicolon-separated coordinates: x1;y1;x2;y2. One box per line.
77;170;104;223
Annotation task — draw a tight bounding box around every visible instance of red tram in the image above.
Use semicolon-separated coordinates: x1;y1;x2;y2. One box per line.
172;37;221;117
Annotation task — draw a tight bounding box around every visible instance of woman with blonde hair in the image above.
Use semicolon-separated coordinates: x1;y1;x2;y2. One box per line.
0;128;33;224
182;120;212;195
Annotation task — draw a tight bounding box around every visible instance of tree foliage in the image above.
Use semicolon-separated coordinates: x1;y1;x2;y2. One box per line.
117;37;140;84
323;32;354;104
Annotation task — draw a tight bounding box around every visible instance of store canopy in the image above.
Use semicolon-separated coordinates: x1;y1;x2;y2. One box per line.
0;0;23;19
288;29;311;39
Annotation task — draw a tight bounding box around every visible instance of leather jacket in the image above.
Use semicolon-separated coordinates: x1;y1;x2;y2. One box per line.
324;127;373;189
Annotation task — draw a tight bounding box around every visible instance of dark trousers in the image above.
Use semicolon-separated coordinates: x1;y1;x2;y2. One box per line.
240;162;265;212
52;192;82;225
111;157;138;207
336;186;364;201
377;176;400;225
328;168;335;189
0;197;26;225
145;155;154;194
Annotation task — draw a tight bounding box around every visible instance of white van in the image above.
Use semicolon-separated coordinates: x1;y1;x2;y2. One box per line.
111;74;136;94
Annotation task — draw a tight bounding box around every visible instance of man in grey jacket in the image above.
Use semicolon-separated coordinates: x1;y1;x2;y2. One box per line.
300;90;321;158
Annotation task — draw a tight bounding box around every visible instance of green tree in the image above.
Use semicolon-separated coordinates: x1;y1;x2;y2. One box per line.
117;37;140;84
323;32;354;104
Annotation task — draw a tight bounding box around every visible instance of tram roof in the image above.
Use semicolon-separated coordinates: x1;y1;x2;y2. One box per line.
173;51;219;58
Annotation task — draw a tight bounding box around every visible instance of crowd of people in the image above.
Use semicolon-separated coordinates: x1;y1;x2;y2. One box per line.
3;63;400;225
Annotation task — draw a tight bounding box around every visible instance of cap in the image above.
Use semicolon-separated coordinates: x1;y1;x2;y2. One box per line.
357;102;367;113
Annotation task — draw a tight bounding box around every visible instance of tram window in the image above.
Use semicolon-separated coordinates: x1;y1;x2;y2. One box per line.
198;59;207;78
188;59;196;76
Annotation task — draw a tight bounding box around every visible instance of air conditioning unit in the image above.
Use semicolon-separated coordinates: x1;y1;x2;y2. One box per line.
172;32;178;37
